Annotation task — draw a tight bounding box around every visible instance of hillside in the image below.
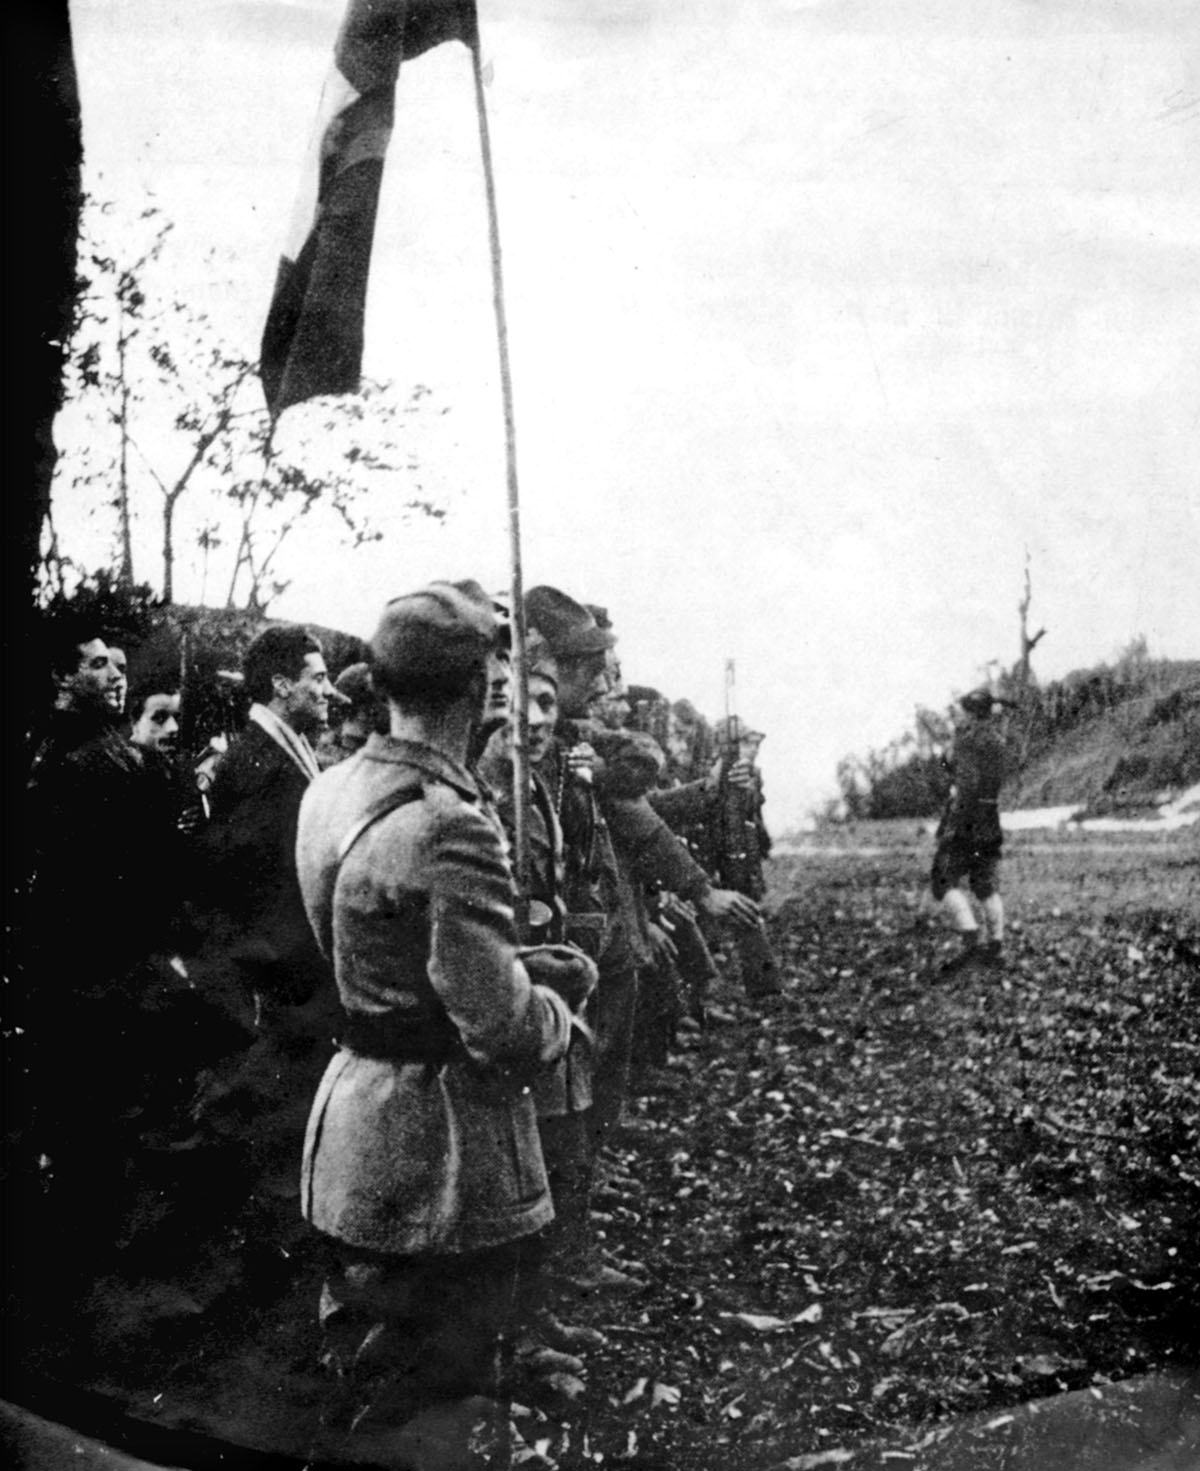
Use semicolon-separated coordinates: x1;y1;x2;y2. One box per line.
1006;661;1200;816
827;656;1200;826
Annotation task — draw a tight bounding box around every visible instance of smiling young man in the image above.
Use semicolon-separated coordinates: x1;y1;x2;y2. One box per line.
191;626;340;1273
20;619;194;1338
27;625;147;968
200;625;334;1007
129;687;182;755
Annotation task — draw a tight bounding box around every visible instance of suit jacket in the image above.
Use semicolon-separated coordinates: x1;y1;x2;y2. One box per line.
297;733;572;1255
25;711;183;990
198;720;326;1006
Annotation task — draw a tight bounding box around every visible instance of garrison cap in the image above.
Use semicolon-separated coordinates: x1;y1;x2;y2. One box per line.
450;579;511;650
525;585;615;658
371;582;498;691
333;661;374;710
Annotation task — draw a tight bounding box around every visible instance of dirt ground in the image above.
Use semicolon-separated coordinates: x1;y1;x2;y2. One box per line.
10;823;1199;1469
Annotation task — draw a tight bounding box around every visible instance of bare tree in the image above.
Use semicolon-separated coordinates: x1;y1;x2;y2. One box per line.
71;201;176;586
219;381;445;611
53;198;446;609
1016;549;1047;692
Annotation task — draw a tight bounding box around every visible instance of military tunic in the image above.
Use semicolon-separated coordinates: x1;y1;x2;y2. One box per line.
297;733;573;1257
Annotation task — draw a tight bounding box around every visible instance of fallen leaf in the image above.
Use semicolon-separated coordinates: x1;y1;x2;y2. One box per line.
725;1311;789;1331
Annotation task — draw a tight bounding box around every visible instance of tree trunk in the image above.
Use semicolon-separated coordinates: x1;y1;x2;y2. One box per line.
162;492;177;603
116;333;135;586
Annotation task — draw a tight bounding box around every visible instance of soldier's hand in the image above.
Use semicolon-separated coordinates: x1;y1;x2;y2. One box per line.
521;943;599;1012
647;922;679;968
699;887;760;930
704;757;756;793
567;743;596;785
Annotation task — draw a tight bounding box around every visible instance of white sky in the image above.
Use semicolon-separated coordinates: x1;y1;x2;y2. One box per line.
63;0;1200;826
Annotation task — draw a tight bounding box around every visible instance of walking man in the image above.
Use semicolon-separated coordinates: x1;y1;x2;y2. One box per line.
931;688;1011;971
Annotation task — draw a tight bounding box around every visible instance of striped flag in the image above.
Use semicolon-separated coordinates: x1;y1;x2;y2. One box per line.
261;0;478;417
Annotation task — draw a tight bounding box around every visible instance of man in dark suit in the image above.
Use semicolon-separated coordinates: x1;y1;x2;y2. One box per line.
202;625;333;1008
19;617;194;1342
193;625;337;1265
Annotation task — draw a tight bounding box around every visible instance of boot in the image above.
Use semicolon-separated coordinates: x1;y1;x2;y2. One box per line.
939;930;980;975
979;940;1004;968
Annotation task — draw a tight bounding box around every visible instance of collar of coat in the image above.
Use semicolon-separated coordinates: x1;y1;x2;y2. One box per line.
249;702;320;783
361;732;481;802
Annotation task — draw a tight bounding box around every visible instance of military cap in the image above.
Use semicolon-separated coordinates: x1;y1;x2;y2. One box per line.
449;579;511;650
371;582;498;693
714;714;765;747
525;585;615;658
334;661;374;710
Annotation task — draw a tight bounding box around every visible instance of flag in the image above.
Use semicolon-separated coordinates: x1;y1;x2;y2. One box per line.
260;0;478;417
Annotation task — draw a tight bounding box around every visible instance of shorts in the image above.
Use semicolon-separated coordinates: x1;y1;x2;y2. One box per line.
930;841;1001;902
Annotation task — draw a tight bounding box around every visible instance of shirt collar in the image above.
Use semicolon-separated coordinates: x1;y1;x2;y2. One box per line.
249;702;320;782
362;732;480;801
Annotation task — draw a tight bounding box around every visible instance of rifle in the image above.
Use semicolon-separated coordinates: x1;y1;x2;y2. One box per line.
714;660;764;899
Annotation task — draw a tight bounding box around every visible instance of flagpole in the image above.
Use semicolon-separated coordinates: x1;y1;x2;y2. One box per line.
470;35;531;910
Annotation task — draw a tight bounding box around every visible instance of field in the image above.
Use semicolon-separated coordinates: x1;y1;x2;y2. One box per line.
536;823;1200;1468
14;823;1198;1470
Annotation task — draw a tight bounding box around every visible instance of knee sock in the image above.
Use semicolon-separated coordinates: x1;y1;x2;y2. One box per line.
981;894;1004;945
942;888;977;935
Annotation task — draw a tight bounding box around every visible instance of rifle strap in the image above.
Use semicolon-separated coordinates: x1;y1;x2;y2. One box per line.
336;784;423;868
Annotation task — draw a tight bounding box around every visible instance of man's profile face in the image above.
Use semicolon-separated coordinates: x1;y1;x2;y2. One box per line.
596;652;631;731
738;733;764;767
484;646;513;725
278;652;333;735
555;652;608;721
108;646;129;715
60;638;125;715
665;713;692;768
131;692;181;753
528;675;559;764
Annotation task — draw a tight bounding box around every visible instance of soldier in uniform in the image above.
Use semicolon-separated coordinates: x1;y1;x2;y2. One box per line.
522;587;638;1294
296;583;596;1466
649;713;780;1001
478;642;611;1374
931;688;1011;971
317;660;389;767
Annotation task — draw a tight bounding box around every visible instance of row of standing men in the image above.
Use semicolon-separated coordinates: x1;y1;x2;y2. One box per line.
14;582;780;1468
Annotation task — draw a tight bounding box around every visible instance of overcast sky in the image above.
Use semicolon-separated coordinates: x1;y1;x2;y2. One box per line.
63;0;1199;825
